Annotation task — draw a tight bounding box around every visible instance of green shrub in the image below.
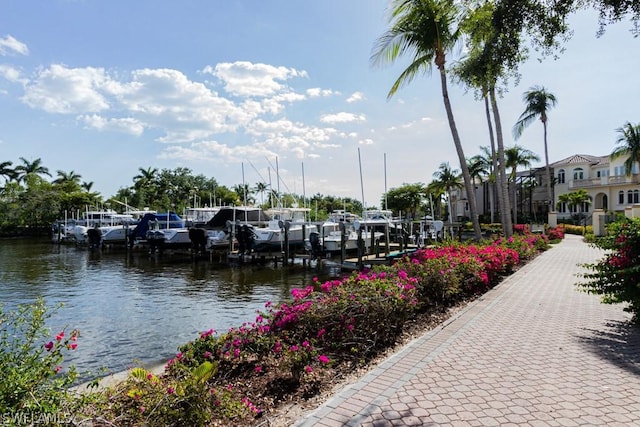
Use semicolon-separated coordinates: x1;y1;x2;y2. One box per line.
579;218;640;323
0;298;80;423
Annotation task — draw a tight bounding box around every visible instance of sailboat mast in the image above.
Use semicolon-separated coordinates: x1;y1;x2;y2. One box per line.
358;147;366;216
301;162;306;210
384;153;388;210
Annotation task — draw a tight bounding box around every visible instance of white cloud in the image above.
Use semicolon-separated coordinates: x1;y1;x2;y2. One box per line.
346;91;365;103
0;35;28;56
158;140;276;163
204;61;308;97
320;112;366;124
306;87;336;97
78;114;145;136
0;64;26;83
359;138;374;145
116;68;251;142
21;64;111;113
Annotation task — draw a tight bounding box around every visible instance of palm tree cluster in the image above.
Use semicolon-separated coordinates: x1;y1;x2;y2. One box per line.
372;0;571;236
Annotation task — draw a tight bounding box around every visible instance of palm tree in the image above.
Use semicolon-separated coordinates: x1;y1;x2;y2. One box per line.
432;162;463;223
253;182;269;207
454;1;512;237
14;157;51;182
133;167;158;189
610;122;640;175
371;0;482;239
477;146;498;223
0;161;17;183
467;153;490;221
557;189;592;226
513;86;557;211
53;170;82;185
505;145;540;224
82;181;94;192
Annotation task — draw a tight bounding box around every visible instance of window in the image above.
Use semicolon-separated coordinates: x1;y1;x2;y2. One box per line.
635;190;639;204
619;191;625;204
628;190;633;204
573;168;584;180
558;202;566;213
615;166;627;176
557;169;565;184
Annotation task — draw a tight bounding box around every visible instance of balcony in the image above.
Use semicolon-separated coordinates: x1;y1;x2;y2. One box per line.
569;174;640;189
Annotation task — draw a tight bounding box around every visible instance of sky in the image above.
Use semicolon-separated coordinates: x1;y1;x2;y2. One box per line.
0;1;638;208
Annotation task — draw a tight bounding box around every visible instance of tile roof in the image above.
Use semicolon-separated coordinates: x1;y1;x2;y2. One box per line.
550;154;608;167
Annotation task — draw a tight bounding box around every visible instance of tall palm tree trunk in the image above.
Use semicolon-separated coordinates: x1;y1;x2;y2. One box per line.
489;88;513;237
438;62;482;240
483;93;497;224
543;120;553;209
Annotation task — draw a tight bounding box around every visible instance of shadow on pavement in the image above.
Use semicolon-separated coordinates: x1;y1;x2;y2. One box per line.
577;319;640;376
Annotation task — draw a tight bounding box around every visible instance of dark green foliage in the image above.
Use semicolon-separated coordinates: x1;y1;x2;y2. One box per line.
579;218;640;323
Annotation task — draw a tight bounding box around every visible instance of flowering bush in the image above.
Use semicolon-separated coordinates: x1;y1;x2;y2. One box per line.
79;233;550;425
513;224;530;234
84;361;260;425
391;240;523;305
546;226;565;242
579;218;640;323
0;298;80;418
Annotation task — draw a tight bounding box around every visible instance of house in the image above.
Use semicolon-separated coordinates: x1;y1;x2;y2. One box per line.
551;153;639;221
467;152;639;224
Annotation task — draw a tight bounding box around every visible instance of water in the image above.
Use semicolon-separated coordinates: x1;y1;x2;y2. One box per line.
0;238;341;379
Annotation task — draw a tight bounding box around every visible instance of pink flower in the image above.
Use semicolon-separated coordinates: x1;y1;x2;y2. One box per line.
140;406;146;413
167;386;175;394
305;365;313;373
44;341;54;351
200;328;214;338
55;331;64;341
254;365;263;373
67;343;78;350
55;366;62;373
317;328;326;338
204;351;212;359
318;355;330;364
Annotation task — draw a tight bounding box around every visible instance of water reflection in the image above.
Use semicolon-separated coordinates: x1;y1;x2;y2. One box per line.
0;238;342;379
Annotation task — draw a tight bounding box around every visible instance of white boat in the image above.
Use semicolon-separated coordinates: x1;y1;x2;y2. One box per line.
72;210;149;246
202;206;271;252
252;207;318;253
183;207;221;226
320;210;384;253
361;209;403;239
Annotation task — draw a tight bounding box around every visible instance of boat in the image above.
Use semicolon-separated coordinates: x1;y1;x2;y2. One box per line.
183;207;221;227
200;206;271;252
127;212;187;252
71;209;152;246
361;209;404;241
320;210;387;253
251;207;318;253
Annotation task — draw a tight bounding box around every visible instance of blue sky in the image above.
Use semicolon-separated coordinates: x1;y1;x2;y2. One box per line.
0;1;638;208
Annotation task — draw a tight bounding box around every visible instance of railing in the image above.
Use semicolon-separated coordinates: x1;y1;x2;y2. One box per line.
569;174;640;189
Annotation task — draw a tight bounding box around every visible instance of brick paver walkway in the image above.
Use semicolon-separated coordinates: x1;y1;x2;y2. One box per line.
295;235;640;426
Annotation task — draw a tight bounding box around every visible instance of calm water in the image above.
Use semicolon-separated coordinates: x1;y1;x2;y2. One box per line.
0;238;340;379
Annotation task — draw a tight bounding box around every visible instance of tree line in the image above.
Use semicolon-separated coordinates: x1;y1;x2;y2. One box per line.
0;141;545;233
371;0;639;239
